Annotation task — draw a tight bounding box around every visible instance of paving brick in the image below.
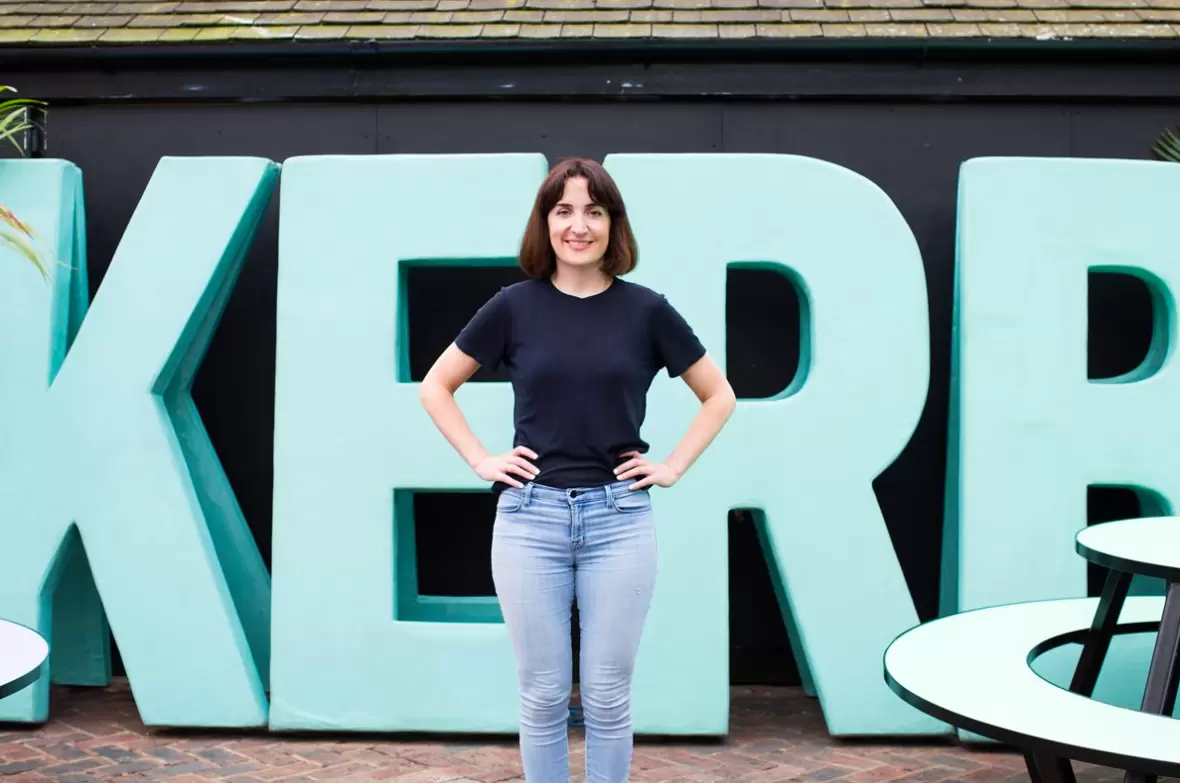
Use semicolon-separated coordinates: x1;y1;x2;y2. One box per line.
0;679;1169;783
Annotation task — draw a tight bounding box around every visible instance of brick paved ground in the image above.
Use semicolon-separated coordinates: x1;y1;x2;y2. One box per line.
0;680;1160;782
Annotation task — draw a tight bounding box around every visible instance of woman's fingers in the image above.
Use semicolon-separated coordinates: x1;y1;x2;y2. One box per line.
497;472;525;489
614;457;644;474
505;463;534;480
615;461;652;481
513;446;539;460
629;475;656;490
508;455;538;475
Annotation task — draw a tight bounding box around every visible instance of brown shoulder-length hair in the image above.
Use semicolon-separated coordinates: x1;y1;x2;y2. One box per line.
518;157;638;279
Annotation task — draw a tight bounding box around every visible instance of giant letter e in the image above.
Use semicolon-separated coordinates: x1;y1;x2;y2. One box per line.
0;157;274;726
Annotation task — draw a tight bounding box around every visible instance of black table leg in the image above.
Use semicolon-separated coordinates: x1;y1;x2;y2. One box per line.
1026;752;1077;783
1123;580;1180;783
1070;570;1132;696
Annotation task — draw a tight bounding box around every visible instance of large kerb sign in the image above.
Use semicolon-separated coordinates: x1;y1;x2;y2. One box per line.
0;153;1176;738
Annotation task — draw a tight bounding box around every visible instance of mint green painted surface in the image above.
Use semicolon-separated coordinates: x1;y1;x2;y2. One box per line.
602;154;945;736
269;152;943;736
50;527;111;686
943;157;1180;615
269;154;548;733
941;157;1180;742
886;597;1180;765
0;157;273;726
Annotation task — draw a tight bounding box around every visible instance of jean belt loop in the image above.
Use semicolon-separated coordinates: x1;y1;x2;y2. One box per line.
522;481;533;508
603;481;616;512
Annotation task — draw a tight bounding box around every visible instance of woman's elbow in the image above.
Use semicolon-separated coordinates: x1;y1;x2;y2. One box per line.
419;376;448;408
710;382;737;416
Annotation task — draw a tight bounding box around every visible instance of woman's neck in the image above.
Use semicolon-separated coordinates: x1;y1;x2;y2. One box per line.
551;266;612;298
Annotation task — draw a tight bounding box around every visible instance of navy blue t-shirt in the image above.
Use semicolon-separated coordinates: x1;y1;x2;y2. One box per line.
455;277;706;491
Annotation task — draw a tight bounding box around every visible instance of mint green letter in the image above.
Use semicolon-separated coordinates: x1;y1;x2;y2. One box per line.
269;153;547;731
0;157;274;726
945;158;1180;617
604;153;946;736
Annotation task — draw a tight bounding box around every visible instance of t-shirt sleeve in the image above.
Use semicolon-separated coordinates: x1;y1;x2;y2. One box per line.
651;295;706;378
455;288;511;370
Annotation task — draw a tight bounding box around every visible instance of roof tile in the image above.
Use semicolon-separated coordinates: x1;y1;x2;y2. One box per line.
75;12;132;22
593;18;649;30
344;18;414;29
0;0;1170;45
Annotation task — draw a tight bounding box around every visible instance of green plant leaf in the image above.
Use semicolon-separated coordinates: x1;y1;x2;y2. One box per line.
0;229;49;281
0;84;54;282
1151;127;1180;163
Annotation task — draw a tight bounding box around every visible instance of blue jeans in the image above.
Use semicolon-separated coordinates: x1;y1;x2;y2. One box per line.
491;479;658;783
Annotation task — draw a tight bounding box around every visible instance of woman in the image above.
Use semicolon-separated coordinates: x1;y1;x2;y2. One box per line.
419;157;735;782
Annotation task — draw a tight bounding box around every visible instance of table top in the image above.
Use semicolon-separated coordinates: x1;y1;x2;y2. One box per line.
0;619;48;700
885;596;1180;776
1076;516;1180;582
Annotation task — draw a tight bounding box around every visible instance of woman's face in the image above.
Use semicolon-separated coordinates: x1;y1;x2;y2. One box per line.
548;176;610;270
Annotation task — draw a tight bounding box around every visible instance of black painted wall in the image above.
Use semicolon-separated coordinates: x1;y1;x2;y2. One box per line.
25;87;1169;685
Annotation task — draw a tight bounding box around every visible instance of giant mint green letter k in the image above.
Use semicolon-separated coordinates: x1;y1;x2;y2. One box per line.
0;157;274;726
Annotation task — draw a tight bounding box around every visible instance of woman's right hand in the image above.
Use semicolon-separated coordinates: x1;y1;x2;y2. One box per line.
473;446;540;488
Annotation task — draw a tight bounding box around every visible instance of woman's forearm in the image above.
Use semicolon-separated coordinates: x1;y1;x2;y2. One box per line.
664;389;737;480
419;380;490;470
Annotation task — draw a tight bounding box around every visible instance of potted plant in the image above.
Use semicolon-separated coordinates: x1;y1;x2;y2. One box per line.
0;85;50;281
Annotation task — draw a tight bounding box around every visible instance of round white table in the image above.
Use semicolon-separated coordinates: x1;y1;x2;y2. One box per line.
0;619;48;700
884;596;1180;782
1071;517;1180;783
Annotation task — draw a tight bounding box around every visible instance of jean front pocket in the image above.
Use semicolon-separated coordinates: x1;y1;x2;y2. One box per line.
611;487;652;514
496;488;525;515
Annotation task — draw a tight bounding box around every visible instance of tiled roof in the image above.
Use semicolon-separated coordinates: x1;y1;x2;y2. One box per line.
0;0;1176;46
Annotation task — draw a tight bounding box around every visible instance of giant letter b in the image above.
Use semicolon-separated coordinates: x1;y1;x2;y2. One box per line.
943;158;1180;714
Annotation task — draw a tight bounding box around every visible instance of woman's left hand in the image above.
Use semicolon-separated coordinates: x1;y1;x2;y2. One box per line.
614;451;681;490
